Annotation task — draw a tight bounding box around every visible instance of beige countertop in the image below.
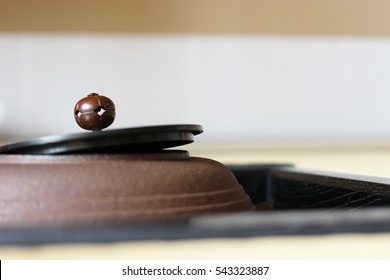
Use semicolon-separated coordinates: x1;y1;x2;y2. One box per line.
190;140;390;178
1;233;390;260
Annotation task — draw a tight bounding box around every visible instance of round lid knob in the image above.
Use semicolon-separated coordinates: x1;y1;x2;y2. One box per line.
74;93;116;131
0;91;202;154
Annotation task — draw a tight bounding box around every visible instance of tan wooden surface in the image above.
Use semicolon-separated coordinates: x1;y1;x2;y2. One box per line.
190;140;390;178
1;233;390;260
1;0;390;36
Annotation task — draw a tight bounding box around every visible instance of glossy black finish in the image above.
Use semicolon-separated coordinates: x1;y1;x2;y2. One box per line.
0;124;203;154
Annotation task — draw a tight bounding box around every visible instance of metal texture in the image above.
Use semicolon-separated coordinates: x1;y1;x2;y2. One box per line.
2;208;390;245
74;93;116;131
2;164;390;244
0;151;254;229
269;167;390;210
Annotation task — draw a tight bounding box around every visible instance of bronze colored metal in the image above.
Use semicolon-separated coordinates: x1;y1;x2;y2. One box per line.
74;93;116;131
0;93;253;229
0;151;255;228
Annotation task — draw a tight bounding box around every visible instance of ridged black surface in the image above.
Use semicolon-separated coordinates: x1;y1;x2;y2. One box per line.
269;167;390;210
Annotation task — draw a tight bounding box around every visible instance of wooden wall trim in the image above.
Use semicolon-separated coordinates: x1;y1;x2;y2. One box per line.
1;0;390;35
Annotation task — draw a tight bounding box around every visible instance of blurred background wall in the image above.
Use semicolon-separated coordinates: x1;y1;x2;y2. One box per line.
1;0;390;142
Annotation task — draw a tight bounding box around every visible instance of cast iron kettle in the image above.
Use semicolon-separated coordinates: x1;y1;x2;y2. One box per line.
0;93;255;228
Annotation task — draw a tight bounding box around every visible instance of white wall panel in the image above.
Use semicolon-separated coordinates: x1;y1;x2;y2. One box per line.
0;34;390;140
